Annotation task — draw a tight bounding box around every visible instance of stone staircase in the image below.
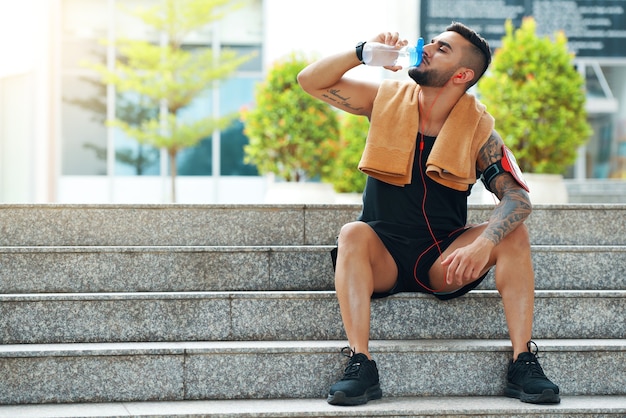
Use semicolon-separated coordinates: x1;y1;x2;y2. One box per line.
0;204;624;417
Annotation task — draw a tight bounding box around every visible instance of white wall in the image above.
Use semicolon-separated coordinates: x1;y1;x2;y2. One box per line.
263;0;418;81
0;0;55;203
1;75;34;202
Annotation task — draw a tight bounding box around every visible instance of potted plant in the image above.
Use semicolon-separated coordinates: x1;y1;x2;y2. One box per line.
241;52;340;203
325;113;369;203
477;17;592;203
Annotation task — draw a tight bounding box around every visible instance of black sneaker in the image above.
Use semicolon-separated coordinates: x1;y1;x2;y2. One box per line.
505;341;560;404
327;347;382;406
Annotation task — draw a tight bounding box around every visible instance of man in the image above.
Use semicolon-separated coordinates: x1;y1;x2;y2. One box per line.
297;22;560;406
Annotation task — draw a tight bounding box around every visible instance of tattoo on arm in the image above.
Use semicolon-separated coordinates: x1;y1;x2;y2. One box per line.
482;176;532;245
477;131;532;246
321;89;364;112
476;131;502;168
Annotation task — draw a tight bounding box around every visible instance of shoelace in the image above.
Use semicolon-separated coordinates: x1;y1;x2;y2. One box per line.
340;346;362;379
341;346;355;358
527;340;540;357
523;340;548;378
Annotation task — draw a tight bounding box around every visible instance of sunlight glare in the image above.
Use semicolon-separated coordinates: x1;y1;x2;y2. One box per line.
0;0;44;78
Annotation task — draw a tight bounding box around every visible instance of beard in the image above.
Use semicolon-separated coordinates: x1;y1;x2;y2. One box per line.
408;66;456;87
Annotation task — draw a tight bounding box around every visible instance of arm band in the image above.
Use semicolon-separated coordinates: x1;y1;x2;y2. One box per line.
481;145;530;193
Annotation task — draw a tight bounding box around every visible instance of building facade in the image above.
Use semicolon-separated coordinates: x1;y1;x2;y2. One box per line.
1;0;625;203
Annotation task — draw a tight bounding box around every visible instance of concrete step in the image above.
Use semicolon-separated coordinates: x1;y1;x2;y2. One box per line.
0;245;335;293
0;339;622;404
0;245;624;293
0;396;624;417
1;204;625;246
0;290;623;344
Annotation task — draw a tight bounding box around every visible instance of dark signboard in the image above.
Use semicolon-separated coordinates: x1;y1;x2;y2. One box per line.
420;0;626;58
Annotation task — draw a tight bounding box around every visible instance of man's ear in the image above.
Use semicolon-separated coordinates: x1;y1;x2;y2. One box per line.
453;69;475;84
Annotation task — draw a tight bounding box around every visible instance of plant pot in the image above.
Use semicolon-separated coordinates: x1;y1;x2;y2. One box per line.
525;173;569;204
469;173;568;205
264;179;337;204
334;192;363;205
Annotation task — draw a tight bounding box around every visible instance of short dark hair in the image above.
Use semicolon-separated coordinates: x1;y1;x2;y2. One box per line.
446;21;491;84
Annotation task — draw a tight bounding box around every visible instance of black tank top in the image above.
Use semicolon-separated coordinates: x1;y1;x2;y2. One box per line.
358;134;470;241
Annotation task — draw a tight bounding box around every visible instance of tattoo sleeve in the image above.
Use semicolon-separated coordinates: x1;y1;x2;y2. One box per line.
477;131;532;246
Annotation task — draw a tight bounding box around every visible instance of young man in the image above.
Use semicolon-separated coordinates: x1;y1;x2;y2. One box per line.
297;22;560;406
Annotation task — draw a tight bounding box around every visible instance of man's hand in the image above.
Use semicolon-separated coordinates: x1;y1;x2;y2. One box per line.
370;32;408;72
441;237;494;287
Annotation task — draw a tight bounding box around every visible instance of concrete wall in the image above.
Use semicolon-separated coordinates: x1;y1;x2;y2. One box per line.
0;0;55;203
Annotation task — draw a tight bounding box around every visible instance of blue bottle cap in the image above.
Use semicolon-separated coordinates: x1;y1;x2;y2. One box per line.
409;37;424;67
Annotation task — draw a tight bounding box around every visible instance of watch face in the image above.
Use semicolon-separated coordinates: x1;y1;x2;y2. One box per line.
502;146;529;192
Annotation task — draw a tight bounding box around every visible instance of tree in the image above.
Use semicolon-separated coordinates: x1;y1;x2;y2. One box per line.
241;52;339;183
477;17;592;174
89;0;254;201
65;77;160;175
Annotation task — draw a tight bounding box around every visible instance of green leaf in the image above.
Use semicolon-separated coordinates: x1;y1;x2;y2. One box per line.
241;52;340;182
477;17;592;174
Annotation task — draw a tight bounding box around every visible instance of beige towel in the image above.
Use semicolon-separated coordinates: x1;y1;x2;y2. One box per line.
358;80;494;191
358;80;420;186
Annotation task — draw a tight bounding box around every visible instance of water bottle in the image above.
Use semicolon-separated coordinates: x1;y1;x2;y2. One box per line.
362;38;424;68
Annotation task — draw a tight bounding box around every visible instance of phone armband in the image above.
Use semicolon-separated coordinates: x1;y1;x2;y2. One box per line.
481;145;530;193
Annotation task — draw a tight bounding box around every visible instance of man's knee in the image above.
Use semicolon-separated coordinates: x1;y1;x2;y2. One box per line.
336;221;389;266
501;223;531;251
336;221;397;292
337;221;371;248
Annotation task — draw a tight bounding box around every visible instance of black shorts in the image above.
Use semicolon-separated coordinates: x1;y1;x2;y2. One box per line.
331;221;488;301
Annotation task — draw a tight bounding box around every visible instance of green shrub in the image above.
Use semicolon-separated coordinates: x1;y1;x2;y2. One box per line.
242;52;339;182
477;17;592;174
325;113;369;193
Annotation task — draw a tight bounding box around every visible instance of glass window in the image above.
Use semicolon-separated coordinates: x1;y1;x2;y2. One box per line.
61;75;107;175
221;120;258;176
176;75;261;176
115;0;161;42
62;38;106;71
63;0;108;40
177;136;212;176
585;67;606;99
220;0;263;45
220;74;260;175
60;0;263;178
114;91;161;175
225;45;263;73
61;0;108;175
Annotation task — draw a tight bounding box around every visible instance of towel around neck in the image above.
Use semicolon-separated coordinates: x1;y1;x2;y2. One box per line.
358;80;494;191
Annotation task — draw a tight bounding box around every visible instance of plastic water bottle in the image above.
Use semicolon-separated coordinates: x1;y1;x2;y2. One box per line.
362;38;424;68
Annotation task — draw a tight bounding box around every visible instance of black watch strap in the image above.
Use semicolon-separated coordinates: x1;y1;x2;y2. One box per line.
355;41;366;64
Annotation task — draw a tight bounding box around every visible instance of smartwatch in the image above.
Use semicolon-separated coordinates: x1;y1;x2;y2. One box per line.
355;41;366;64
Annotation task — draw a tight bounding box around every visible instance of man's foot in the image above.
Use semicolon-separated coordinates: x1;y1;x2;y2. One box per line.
327;347;382;406
505;341;560;404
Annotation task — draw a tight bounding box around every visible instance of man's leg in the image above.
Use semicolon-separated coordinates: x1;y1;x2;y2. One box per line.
327;221;397;406
334;221;398;358
428;223;559;404
427;223;532;357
